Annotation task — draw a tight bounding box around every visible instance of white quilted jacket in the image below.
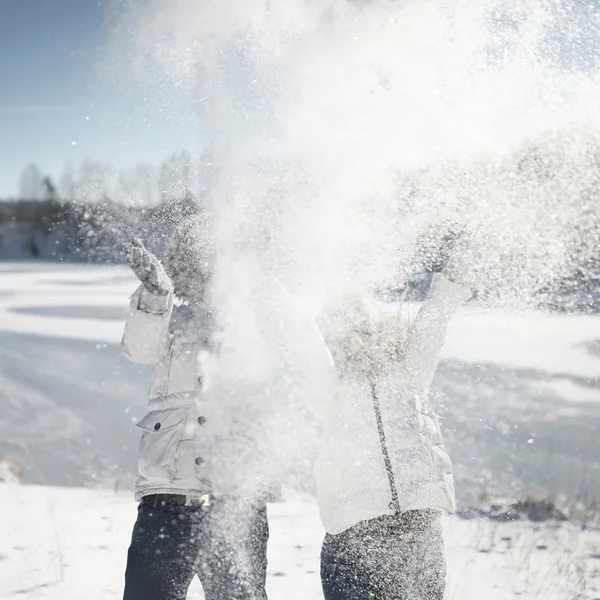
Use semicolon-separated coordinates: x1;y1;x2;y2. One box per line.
313;274;471;534
122;285;284;501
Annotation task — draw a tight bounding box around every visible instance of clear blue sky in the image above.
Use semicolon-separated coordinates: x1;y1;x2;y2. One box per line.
0;0;199;198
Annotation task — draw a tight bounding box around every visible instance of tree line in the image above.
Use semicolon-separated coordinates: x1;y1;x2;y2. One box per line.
1;132;599;312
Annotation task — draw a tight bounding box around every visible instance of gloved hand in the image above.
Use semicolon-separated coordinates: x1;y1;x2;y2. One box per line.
416;221;465;274
125;238;172;296
442;224;478;287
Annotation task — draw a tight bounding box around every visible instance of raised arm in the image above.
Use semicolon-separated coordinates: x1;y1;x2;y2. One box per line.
404;229;475;390
121;239;174;365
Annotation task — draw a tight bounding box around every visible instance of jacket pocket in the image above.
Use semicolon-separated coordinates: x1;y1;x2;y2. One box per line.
136;407;189;481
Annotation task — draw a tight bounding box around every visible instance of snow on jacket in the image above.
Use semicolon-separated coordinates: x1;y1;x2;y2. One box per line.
122;285;284;502
313;274;471;535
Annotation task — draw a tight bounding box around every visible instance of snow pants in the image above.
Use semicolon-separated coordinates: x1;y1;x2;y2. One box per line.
123;496;269;600
320;510;446;600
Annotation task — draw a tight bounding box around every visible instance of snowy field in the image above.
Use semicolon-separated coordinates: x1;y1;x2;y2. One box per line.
1;262;600;599
1;484;599;600
1;262;599;502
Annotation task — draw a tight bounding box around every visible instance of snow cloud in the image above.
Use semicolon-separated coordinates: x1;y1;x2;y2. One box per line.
111;0;600;303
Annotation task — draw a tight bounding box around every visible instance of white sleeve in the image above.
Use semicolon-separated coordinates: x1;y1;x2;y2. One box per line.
404;274;471;390
121;285;173;365
299;322;335;421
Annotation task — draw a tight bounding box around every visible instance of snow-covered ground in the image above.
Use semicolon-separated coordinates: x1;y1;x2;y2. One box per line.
1;262;599;501
1;484;599;600
1;262;600;599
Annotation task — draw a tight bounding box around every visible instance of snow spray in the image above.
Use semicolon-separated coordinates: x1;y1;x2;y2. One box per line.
110;0;600;306
107;0;600;520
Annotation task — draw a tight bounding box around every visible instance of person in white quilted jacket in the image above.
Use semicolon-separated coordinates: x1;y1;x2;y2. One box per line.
121;216;277;600
314;230;476;600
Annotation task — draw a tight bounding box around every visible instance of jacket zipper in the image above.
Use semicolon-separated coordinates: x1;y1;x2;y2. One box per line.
165;338;175;394
370;380;401;514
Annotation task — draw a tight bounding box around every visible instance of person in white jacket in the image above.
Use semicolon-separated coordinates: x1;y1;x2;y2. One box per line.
121;216;275;600
314;233;474;600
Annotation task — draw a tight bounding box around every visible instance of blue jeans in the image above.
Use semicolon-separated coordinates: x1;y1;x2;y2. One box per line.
321;510;446;600
123;497;269;600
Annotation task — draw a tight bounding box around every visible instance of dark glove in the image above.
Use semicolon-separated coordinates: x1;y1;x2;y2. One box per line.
125;238;172;296
413;222;457;272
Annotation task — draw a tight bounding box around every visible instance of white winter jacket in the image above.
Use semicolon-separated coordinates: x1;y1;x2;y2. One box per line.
313;274;471;535
122;285;283;502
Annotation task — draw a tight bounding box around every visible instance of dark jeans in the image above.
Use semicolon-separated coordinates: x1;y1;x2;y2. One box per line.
123;496;269;600
321;510;446;600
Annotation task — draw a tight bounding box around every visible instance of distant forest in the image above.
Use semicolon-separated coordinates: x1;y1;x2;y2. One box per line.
1;135;599;313
0;194;199;263
0;151;214;262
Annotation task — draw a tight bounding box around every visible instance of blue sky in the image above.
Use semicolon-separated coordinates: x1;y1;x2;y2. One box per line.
0;0;199;197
